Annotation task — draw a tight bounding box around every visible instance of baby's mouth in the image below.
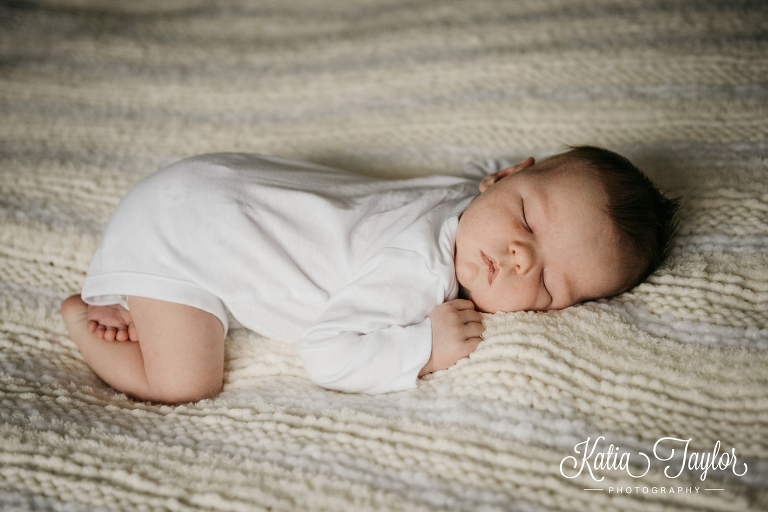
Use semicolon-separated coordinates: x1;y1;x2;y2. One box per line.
480;251;496;285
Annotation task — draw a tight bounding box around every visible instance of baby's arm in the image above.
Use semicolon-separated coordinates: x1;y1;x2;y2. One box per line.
419;299;484;376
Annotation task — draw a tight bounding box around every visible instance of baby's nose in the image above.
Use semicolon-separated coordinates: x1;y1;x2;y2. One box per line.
508;242;534;274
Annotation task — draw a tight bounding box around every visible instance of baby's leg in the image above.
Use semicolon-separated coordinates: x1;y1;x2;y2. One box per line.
61;295;224;403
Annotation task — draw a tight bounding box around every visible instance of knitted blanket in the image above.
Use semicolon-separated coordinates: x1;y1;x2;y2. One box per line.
1;1;766;510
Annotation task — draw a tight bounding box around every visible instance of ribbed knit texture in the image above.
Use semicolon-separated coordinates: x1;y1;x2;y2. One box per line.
1;1;766;510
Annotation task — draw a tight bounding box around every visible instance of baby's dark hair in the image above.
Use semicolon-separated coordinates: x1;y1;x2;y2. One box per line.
559;145;681;292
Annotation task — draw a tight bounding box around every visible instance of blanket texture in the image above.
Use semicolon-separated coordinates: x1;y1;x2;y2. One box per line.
1;0;767;510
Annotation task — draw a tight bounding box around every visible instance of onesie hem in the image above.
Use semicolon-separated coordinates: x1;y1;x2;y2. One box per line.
81;272;229;334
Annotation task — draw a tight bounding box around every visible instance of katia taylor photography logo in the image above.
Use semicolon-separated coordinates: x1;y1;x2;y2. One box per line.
559;436;748;495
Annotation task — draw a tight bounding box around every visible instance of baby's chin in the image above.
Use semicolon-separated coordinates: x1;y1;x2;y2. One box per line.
457;284;498;314
456;284;479;307
457;283;471;301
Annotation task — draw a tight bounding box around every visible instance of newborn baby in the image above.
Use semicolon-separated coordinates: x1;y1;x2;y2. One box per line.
61;146;679;403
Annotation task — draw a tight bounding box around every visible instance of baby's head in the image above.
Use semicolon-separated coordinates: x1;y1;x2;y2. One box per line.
454;145;680;313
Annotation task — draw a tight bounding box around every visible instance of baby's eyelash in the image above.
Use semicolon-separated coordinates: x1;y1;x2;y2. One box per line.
521;198;532;232
540;269;550;297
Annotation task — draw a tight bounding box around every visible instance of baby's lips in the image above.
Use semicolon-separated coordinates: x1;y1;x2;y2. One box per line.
480;251;496;285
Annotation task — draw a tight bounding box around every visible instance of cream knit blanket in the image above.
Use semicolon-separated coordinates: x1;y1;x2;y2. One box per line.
1;1;767;510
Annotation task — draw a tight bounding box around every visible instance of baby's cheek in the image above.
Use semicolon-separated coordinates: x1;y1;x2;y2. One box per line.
455;258;479;284
489;286;535;313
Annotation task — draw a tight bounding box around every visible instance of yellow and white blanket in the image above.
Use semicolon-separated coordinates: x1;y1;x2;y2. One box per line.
1;1;766;510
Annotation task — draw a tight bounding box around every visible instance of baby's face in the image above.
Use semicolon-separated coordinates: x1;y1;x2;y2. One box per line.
454;157;632;313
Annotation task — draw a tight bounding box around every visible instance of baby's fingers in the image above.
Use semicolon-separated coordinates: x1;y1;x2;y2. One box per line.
447;299;477;311
463;321;485;340
459;309;483;324
461;337;482;359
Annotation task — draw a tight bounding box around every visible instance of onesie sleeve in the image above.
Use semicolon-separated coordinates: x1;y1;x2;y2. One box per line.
297;248;446;394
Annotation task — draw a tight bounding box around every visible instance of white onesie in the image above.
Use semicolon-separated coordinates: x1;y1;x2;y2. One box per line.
82;153;483;394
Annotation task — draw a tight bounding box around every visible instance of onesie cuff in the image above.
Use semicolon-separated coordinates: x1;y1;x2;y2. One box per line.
381;317;433;393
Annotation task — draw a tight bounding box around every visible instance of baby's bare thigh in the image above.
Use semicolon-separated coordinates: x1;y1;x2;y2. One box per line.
126;296;225;402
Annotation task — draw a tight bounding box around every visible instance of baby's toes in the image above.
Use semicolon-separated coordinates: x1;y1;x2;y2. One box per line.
127;323;139;342
103;327;117;341
87;320;98;333
115;329;129;342
92;323;106;340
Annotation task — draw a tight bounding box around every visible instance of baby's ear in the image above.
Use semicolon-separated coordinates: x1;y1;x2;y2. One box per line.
478;172;504;192
478;157;535;192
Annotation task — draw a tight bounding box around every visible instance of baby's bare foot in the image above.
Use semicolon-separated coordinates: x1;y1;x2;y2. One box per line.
86;301;138;342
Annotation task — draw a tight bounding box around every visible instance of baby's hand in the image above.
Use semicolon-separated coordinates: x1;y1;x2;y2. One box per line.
419;299;484;377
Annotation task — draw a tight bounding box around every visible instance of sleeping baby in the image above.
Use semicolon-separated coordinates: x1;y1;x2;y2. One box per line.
60;146;679;403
